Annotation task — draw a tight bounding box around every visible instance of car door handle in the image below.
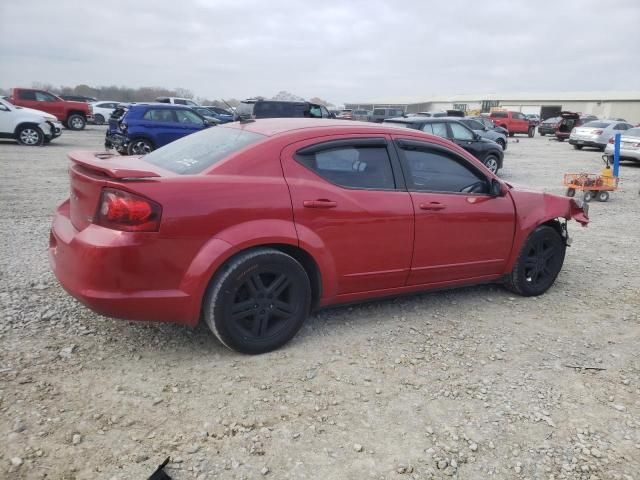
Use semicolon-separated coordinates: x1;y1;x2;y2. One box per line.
419;202;446;211
303;199;337;209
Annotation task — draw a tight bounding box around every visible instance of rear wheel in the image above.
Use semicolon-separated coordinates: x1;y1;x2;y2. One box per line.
127;138;154;155
596;191;609;202
67;114;86;130
505;225;566;296
583;190;594;202
483;154;500;174
17;125;44;146
93;114;105;125
203;248;311;354
573;144;583;150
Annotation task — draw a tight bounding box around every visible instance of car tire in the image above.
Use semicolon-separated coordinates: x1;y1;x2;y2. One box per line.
573;145;583;150
94;114;105;125
566;188;576;197
17;125;45;146
203;248;311;354
557;138;565;142
583;191;593;202
67;114;86;130
126;138;154;155
528;127;535;138
540;132;546;136
508;132;515;137
504;225;566;297
596;191;609;202
483;154;500;174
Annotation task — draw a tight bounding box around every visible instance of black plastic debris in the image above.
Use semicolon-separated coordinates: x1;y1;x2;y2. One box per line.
147;457;171;480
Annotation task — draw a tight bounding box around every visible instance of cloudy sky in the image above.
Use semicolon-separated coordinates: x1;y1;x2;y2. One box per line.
1;0;638;104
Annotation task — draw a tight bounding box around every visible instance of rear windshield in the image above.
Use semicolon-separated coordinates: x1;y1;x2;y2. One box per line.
582;121;609;128
144;126;266;174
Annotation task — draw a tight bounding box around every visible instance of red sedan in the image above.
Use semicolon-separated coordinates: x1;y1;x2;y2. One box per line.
49;119;588;354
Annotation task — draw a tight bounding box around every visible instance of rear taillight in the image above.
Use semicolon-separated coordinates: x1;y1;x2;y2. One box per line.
95;188;161;232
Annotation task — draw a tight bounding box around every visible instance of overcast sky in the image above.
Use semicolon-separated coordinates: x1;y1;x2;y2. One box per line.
1;0;638;105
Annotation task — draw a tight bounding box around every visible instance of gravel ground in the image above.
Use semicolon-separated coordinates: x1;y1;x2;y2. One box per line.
1;127;639;480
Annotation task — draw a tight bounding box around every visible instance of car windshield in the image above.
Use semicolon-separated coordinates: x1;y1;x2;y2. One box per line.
582;122;610;128
624;127;640;137
144;126;266;174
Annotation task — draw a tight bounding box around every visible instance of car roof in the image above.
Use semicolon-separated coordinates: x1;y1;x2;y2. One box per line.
384;116;463;124
219;118;415;137
120;102;195;110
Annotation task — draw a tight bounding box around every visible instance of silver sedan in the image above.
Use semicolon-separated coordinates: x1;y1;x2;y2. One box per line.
569;120;634;151
604;127;640;162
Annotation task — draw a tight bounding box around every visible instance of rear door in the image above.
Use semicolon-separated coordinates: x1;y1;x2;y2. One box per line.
393;137;515;285
446;121;486;159
281;135;414;296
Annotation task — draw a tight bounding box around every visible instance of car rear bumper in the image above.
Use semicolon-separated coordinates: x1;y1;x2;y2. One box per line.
604;144;640;161
538;126;556;134
569;138;605;148
105;132;128;150
49;200;199;325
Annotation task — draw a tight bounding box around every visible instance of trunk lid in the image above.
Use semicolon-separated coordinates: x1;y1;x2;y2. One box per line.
68;151;162;231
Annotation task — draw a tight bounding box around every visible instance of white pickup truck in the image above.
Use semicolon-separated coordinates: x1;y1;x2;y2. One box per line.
0;98;63;146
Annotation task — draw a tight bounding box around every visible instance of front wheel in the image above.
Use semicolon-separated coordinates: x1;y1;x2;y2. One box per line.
483;154;500;174
203;248;311;354
504;225;566;296
127;138;154;155
17;125;44;146
93;114;105;125
573;144;583;150
67;114;86;130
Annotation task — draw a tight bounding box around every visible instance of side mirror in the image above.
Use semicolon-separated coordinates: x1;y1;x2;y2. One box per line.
490;179;503;197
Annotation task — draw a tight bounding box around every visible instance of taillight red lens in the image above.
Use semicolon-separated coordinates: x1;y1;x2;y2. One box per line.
95;188;161;232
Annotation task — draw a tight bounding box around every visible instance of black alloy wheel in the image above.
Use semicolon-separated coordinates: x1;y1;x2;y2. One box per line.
505;225;566;296
204;248;311;354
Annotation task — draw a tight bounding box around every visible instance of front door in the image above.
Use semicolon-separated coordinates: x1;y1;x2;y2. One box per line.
393;137;515;285
446;121;486;159
281;135;414;296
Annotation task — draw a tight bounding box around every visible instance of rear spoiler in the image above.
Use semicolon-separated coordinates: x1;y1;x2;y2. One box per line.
68;151;161;179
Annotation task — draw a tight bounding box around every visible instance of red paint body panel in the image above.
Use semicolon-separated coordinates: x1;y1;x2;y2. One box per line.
49;119;589;327
10;88;92;123
489;111;530;134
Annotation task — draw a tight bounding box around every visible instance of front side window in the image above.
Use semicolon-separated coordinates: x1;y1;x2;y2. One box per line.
297;145;395;190
465;119;486;130
613;123;629;131
176;109;204;124
35;91;57;102
173;99;187;105
400;146;487;194
430;123;448;138
449;122;474;140
143;109;177;122
309;105;322;118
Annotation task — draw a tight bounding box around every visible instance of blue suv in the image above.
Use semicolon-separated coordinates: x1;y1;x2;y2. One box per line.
105;103;212;155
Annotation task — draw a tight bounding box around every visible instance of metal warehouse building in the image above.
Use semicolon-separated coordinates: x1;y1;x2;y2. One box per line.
346;91;640;123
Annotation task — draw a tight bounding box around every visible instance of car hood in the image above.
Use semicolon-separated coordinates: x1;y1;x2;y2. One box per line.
12;105;58;121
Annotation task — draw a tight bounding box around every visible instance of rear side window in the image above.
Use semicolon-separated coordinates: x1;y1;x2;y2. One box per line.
400;146;487;193
144;126;266;174
583;122;609;128
373;109;385;115
491;111;507;118
423;123;447;137
18;90;37;100
297;146;395;190
143;109;177;122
